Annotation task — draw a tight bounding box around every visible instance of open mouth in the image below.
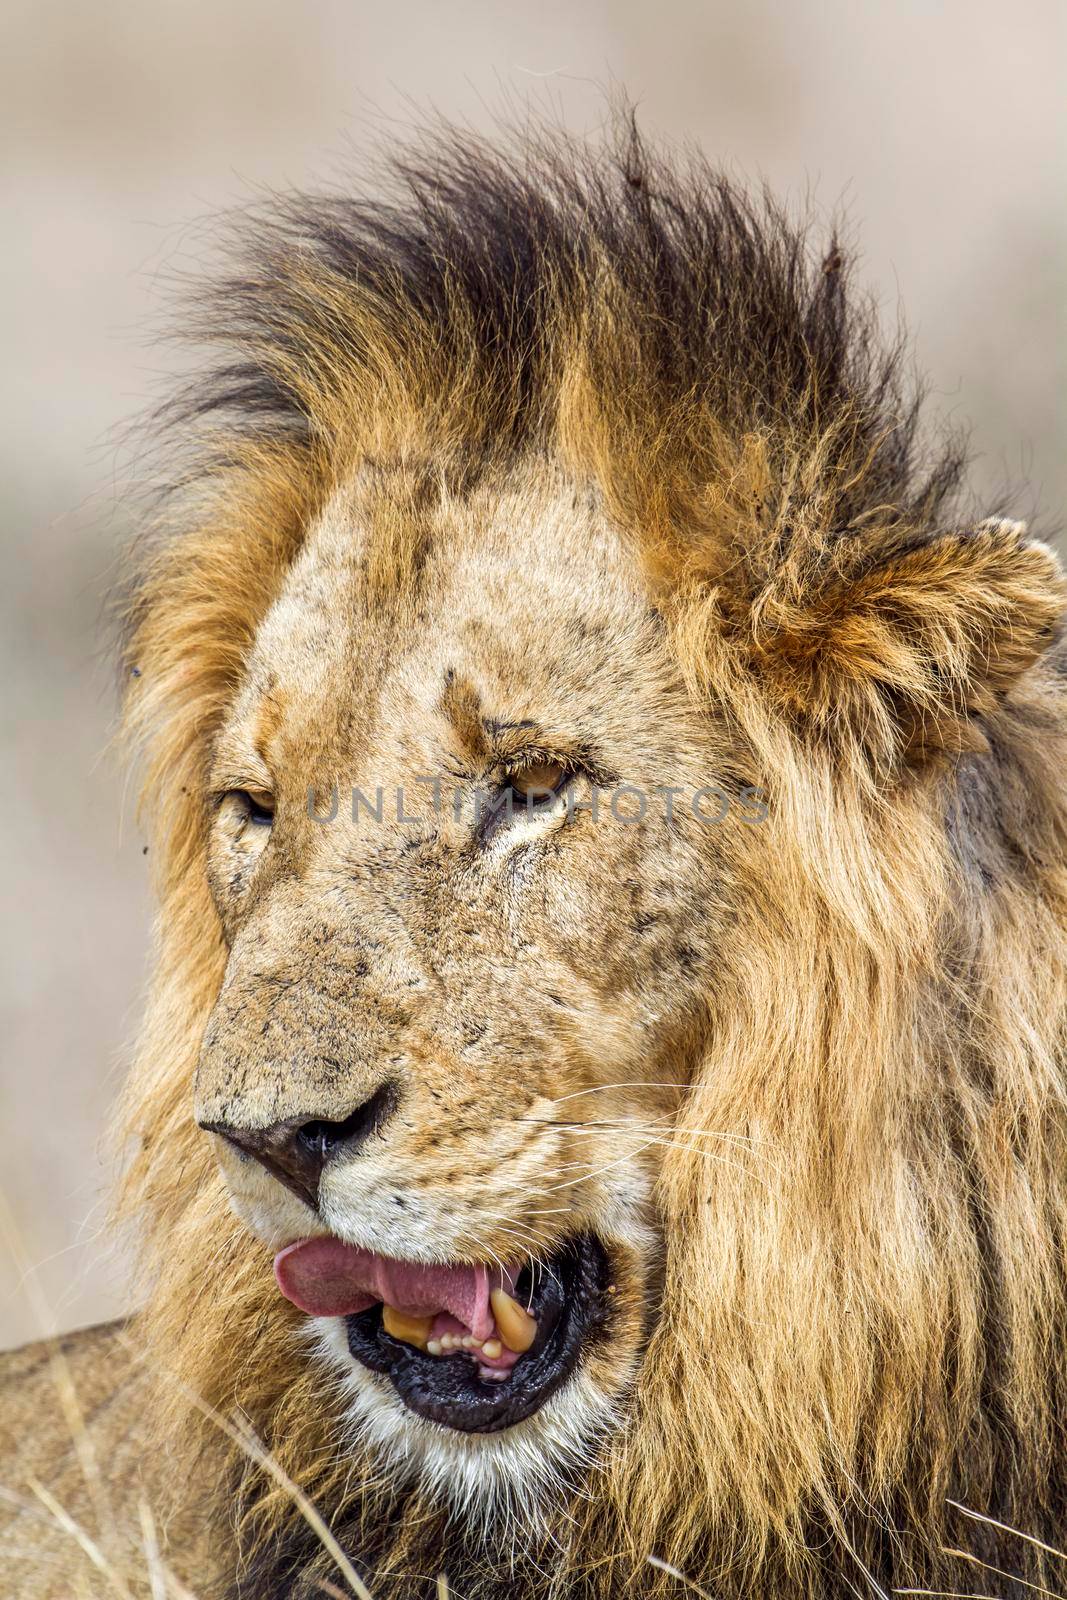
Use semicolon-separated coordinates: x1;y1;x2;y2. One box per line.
274;1233;611;1433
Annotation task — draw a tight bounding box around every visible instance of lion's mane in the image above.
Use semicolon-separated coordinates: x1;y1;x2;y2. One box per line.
118;118;1067;1598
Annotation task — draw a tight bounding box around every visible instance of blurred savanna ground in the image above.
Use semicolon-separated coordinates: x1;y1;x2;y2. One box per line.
1;0;1064;1351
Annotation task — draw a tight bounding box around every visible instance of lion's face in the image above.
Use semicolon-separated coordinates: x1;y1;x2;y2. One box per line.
193;462;739;1503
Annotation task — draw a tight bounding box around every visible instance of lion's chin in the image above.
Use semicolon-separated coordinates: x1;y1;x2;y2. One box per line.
342;1234;612;1432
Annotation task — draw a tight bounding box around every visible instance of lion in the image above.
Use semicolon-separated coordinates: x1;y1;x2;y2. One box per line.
2;119;1066;1600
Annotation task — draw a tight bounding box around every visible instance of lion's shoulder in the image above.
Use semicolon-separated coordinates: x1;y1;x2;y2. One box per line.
0;1321;229;1597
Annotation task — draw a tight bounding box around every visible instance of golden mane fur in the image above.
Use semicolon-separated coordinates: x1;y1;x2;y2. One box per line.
116;118;1067;1597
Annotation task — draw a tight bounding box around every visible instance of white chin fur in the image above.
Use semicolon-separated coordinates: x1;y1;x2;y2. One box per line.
309;1316;628;1538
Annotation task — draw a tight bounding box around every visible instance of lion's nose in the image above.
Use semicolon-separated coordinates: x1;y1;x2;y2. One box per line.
201;1081;399;1211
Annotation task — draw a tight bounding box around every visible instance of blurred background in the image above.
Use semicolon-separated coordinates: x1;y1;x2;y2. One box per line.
1;0;1064;1350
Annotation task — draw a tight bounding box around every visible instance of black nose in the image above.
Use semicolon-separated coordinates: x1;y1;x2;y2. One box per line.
202;1081;399;1210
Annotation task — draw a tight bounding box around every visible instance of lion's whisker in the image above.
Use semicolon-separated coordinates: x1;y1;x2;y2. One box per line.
509;1115;780;1187
514;1116;769;1150
540;1082;699;1106
526;1131;765;1197
533;1140;769;1196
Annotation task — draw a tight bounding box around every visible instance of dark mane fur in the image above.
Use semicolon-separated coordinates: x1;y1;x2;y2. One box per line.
166;115;964;532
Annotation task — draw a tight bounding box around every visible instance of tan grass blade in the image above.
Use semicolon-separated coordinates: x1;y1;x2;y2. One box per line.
27;1476;134;1599
946;1500;1067;1565
0;1187;119;1551
136;1496;200;1600
646;1553;713;1597
942;1547;1065;1599
116;1329;376;1597
138;1497;168;1600
197;1398;373;1600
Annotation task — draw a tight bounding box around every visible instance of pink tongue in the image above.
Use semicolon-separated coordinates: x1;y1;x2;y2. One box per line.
274;1238;502;1343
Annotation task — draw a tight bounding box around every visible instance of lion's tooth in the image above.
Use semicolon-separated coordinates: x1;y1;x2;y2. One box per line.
426;1338;443;1356
382;1305;434;1350
489;1288;537;1354
481;1337;503;1359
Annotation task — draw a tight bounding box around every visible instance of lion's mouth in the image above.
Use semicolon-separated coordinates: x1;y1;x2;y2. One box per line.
274;1233;611;1432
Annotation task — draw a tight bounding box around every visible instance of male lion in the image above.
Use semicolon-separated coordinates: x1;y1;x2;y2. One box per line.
2;122;1066;1600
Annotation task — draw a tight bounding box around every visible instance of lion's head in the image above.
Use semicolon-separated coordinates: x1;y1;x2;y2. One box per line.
119;123;1067;1598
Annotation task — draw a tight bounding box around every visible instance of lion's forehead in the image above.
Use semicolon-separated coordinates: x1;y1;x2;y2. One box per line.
237;467;668;777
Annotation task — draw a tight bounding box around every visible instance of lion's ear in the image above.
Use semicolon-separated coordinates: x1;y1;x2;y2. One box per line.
742;519;1066;762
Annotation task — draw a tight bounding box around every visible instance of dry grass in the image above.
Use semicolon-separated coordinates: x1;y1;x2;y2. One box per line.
4;1197;1065;1599
5;1342;1066;1599
0;1186;457;1597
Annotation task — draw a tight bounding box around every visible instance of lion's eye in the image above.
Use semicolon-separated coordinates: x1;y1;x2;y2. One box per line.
507;761;567;806
478;758;575;844
226;789;275;827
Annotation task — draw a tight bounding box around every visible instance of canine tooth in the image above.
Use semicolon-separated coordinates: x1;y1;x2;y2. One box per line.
489;1287;538;1354
481;1338;503;1359
381;1306;433;1350
426;1339;443;1356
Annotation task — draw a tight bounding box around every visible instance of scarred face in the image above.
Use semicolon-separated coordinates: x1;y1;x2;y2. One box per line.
107;127;1067;1600
194;460;743;1508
